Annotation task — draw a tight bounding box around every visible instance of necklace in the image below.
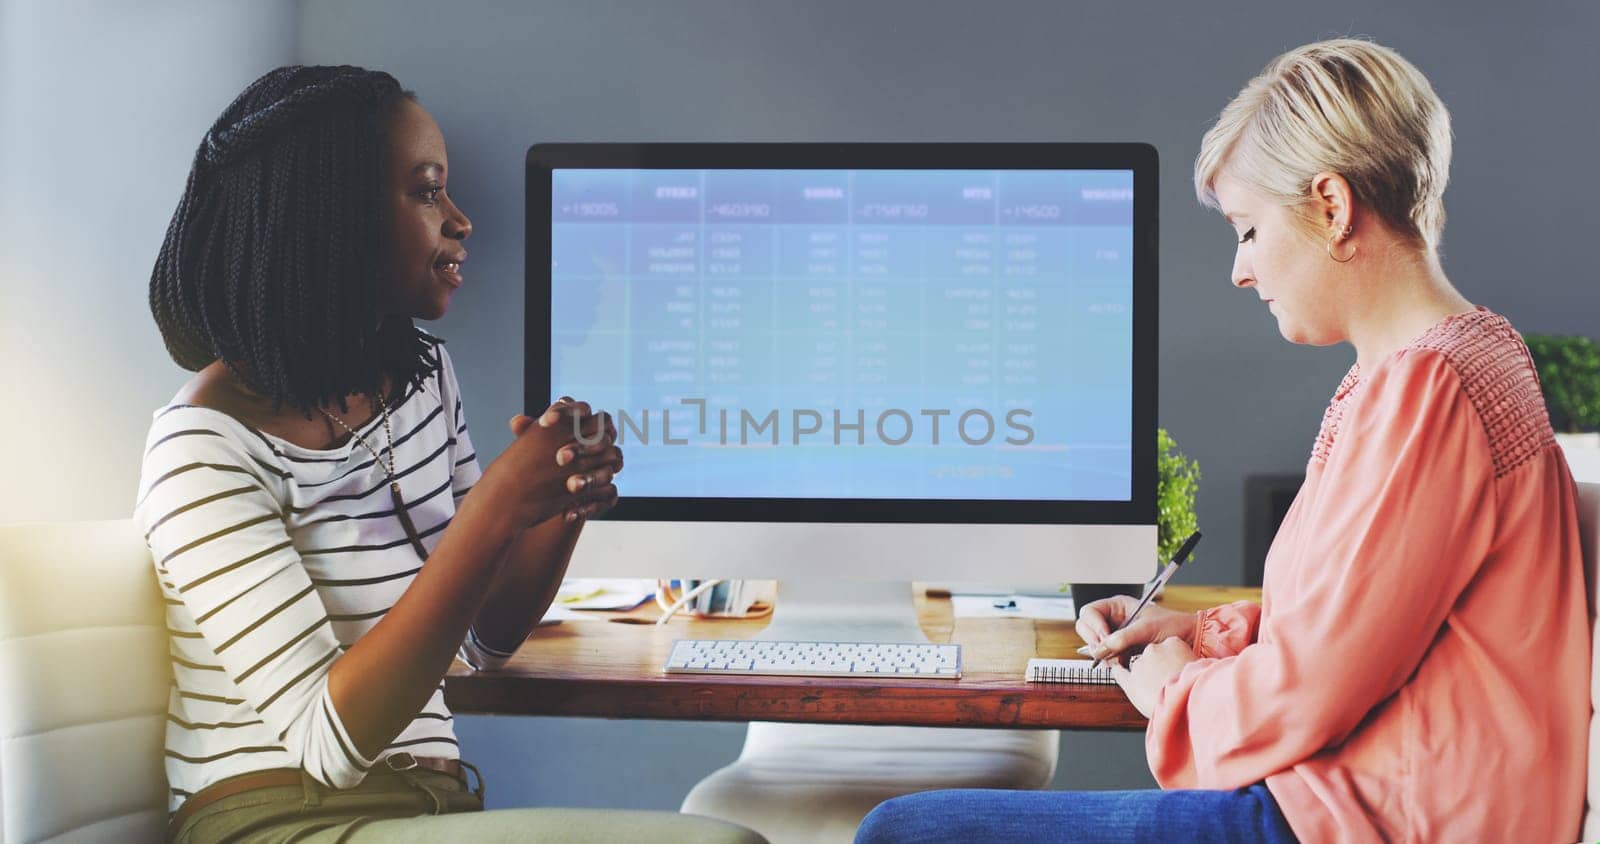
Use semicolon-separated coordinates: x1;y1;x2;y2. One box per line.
318;390;430;561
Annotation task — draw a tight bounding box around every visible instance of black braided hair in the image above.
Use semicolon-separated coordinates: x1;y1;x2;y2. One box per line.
149;65;439;418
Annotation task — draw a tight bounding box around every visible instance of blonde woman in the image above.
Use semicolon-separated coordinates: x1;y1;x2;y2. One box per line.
856;38;1588;843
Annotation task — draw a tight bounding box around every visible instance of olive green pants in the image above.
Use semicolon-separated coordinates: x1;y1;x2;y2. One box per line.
170;766;767;843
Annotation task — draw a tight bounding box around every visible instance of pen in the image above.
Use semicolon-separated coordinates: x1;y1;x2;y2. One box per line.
1090;530;1202;670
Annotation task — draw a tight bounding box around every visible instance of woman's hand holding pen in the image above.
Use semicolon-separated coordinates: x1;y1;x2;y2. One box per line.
1077;595;1201;719
521;397;622;522
1075;596;1198;665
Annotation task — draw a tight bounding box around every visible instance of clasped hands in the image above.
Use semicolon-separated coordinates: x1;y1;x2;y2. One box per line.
1075;595;1200;718
490;396;622;529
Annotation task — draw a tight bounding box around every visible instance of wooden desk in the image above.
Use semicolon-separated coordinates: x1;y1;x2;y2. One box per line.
444;585;1259;732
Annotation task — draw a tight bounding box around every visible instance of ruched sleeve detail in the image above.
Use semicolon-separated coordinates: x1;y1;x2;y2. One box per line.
1191;601;1262;660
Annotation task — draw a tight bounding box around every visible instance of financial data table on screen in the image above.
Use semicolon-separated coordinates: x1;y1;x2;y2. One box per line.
549;169;1133;502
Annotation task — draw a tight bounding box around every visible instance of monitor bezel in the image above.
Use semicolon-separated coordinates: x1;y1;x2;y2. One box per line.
527;143;1157;525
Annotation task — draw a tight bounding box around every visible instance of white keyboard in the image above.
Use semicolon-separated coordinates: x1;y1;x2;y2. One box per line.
663;639;962;679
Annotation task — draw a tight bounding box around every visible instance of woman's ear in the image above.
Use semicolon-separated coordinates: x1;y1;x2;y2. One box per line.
1310;171;1356;236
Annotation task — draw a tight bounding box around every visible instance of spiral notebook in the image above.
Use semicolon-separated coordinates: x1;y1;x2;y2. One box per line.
1024;658;1117;684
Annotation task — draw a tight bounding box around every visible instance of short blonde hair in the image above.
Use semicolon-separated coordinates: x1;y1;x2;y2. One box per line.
1194;38;1452;252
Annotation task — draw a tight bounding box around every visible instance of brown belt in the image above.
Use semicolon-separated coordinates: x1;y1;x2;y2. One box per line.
168;753;462;836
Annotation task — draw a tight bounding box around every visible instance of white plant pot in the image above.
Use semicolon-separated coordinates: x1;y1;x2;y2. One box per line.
1555;432;1600;483
1555;432;1600;449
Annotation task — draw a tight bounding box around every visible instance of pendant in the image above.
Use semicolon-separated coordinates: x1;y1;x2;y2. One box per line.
390;481;430;560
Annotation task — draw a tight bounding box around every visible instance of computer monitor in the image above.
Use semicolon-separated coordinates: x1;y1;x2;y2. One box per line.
528;144;1156;640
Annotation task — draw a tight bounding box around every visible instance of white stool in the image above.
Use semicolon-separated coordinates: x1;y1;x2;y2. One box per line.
681;723;1058;844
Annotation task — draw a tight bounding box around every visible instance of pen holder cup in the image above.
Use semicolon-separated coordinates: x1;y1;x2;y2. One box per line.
656;579;776;619
1069;582;1146;610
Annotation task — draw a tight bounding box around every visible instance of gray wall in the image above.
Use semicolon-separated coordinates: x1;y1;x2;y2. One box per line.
4;0;1596;814
0;0;298;522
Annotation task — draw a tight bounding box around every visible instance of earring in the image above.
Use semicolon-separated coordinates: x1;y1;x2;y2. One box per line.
1327;225;1357;263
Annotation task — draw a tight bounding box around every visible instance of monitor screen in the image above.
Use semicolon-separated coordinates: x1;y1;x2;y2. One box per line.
527;144;1155;529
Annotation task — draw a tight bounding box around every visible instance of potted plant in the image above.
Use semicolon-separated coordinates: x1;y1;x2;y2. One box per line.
1523;334;1600;449
1524;333;1600;482
1155;427;1202;568
1070;428;1201;605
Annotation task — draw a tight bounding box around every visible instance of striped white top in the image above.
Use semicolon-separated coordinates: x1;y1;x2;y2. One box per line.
134;336;511;813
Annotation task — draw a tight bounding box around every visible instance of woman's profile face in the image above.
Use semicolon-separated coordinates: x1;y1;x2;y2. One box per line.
380;99;472;321
1213;172;1344;347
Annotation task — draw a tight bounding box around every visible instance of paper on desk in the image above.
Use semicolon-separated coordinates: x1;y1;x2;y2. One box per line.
555;578;656;610
536;603;576;625
950;594;1076;620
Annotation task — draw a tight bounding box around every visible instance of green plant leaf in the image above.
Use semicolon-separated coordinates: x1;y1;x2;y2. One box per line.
1523;333;1600;433
1156;427;1201;567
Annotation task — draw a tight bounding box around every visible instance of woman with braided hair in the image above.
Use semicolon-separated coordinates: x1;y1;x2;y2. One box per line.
138;66;764;843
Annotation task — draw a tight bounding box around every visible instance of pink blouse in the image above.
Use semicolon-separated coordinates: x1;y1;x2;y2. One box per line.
1147;307;1590;842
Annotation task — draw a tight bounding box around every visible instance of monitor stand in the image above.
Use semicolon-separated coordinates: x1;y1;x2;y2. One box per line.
754;580;929;644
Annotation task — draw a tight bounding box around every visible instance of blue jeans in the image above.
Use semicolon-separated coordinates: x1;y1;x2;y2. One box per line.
854;784;1298;844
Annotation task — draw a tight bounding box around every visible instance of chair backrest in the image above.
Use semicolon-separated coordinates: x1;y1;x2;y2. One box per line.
1579;482;1600;843
0;520;168;844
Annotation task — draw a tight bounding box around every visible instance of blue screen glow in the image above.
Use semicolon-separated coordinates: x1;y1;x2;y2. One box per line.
549;168;1133;501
